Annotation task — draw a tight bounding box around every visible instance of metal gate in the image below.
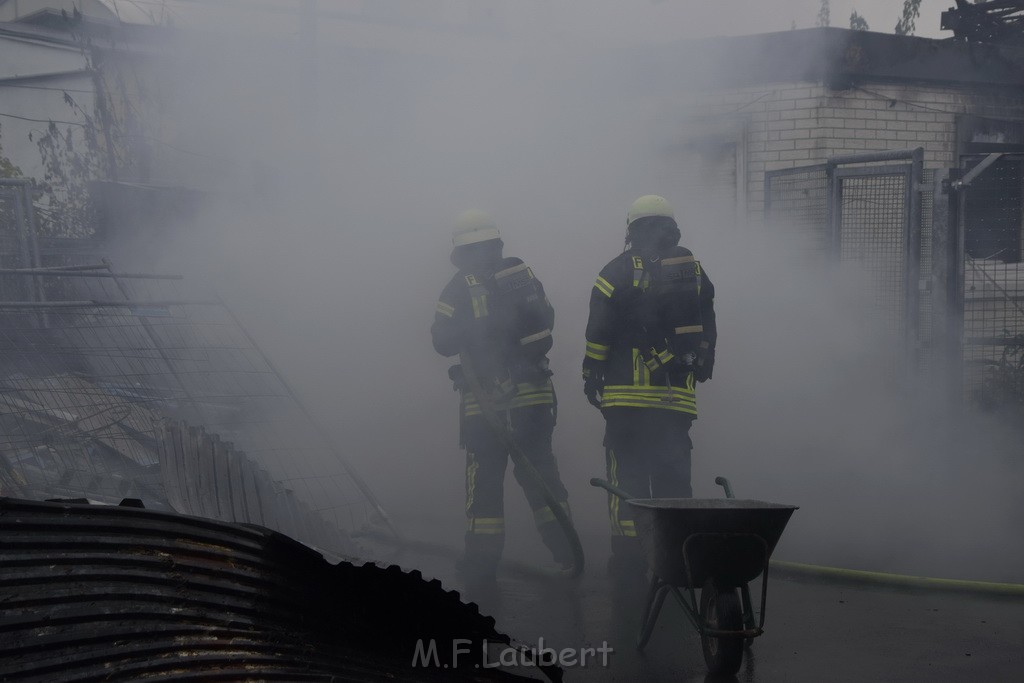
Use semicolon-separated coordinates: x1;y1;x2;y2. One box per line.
765;149;925;367
954;153;1024;410
763;163;829;255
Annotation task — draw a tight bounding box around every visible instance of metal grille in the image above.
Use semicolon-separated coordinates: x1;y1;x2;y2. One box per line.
835;169;911;335
764;165;828;254
960;155;1024;409
766;151;924;376
0;267;389;557
917;168;937;375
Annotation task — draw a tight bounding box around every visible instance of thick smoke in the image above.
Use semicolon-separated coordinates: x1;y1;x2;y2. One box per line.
113;3;1021;583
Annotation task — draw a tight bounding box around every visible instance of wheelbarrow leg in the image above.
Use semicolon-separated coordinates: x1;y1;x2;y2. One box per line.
636;574;671;651
740;583;755;630
740;583;756;646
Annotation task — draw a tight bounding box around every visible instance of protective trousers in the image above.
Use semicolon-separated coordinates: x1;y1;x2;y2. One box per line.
603;407;693;565
462;403;573;578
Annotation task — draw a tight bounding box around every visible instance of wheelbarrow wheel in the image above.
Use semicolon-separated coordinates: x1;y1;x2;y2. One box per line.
699;578;744;676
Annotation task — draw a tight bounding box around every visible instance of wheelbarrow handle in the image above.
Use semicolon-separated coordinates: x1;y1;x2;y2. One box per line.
714;476;735;499
590;477;635;501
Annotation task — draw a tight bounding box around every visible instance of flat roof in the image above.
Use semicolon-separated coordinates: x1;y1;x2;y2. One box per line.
674;27;1024;90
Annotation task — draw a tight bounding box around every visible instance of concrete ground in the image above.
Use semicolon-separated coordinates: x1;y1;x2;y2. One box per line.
396;538;1024;683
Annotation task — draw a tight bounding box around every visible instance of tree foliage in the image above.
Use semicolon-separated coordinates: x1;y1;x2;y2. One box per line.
0;125;25;178
849;10;870;31
894;0;922;36
30;29;153;238
817;0;831;28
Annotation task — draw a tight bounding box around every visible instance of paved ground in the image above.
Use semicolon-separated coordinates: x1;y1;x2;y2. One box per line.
399;542;1024;682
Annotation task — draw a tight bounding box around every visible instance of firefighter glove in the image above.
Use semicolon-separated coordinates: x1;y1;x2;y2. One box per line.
582;357;606;409
694;346;714;383
447;364;466;391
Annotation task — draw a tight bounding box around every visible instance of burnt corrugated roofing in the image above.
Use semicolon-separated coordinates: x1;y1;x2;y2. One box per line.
691;27;1024;88
0;497;547;682
591;27;1024;96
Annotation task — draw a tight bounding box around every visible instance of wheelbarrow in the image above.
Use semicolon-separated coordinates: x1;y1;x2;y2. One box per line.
591;477;798;676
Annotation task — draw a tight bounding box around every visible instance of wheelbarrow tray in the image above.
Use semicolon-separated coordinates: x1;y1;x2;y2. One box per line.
628;498;798;588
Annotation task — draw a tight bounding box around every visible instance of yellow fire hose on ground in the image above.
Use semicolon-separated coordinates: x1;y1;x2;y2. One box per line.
712;478;1024;598
769;560;1024;598
460;356;585;579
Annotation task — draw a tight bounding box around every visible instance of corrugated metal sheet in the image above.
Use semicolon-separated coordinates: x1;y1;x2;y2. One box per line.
157;419;358;557
0;497;542;682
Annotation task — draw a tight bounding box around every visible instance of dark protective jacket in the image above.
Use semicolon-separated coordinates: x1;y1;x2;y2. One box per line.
584;245;716;416
432;257;555;417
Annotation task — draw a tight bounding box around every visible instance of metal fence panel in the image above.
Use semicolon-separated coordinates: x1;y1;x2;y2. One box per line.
0;267;390;558
958;155;1024;410
766;151;925;374
918;168;937;375
764;164;829;255
832;165;913;338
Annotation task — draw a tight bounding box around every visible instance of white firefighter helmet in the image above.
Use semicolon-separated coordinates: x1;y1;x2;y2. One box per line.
627;195;675;226
452;209;501;247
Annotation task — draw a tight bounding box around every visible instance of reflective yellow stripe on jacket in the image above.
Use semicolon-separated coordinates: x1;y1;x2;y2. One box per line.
600;381;696;415
586;341;610;361
462;381;555;417
594;276;614;298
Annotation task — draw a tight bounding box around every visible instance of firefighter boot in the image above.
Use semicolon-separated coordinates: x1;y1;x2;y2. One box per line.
538;520;576;574
458;532;503;583
608;535;648;592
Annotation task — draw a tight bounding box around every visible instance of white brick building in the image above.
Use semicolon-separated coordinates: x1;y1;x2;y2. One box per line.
666;27;1024;406
668;27;1024;222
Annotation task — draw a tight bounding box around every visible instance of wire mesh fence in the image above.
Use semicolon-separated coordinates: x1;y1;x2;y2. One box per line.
0;265;389;558
766;153;928;381
764;164;828;256
918;168;936;376
960;155;1024;410
835;167;911;337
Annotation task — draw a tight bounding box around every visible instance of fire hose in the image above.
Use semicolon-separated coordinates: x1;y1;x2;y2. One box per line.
460;356;585;579
714;478;1024;598
769;560;1024;597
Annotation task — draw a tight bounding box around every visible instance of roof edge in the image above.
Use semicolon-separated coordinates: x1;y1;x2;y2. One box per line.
676;27;1024;90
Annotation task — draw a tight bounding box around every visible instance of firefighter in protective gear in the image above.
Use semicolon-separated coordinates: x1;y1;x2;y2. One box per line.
582;195;717;575
432;210;574;581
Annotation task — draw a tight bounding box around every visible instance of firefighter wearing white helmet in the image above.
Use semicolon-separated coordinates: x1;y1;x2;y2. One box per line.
626;194;675;225
582;194;718;580
432;210;574;582
451;209;501;247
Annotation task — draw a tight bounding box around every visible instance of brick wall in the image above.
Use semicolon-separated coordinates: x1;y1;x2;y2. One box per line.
682;81;1024;219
